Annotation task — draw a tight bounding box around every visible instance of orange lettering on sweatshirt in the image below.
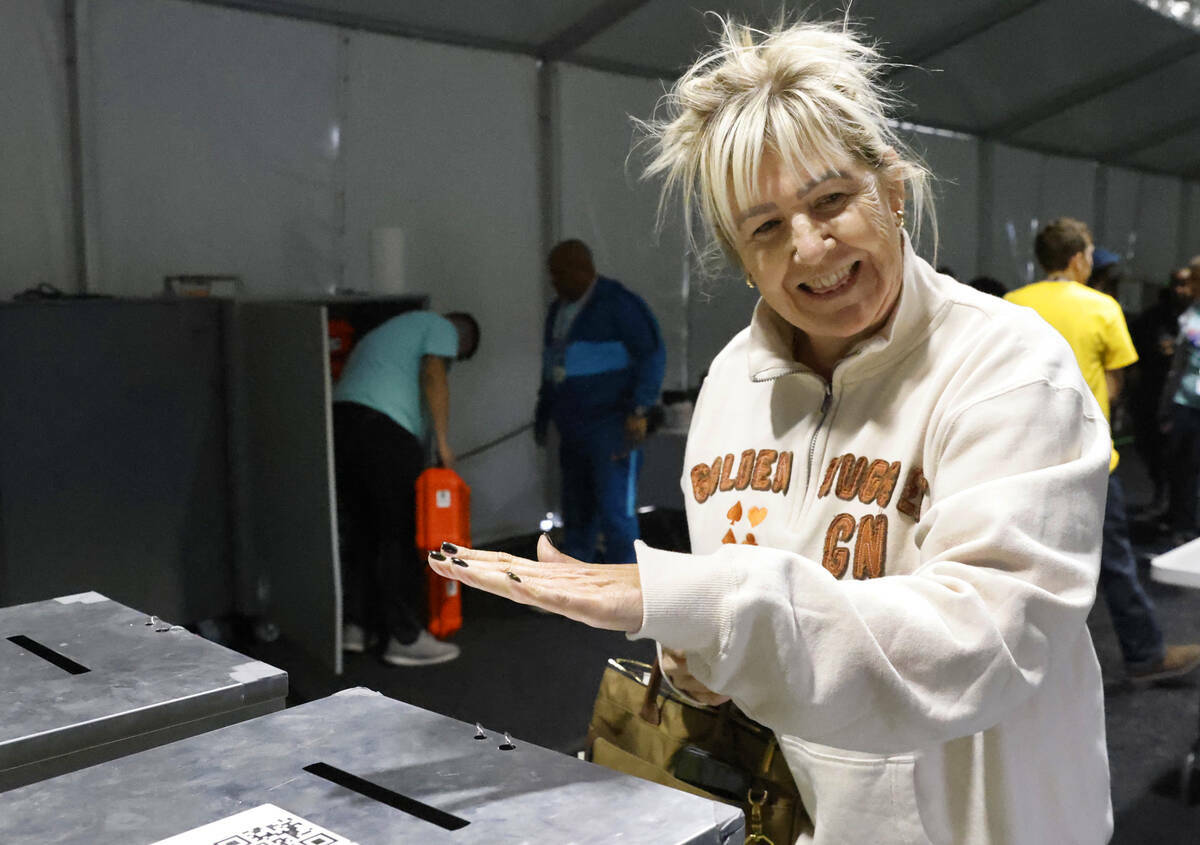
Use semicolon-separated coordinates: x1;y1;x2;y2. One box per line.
859;460;902;507
853;515;888;579
821;514;856;578
835;455;869;500
718;453;736;491
772;451;793;494
751;449;777;491
690;456;722;504
818;457;839;498
734;449;756;490
897;467;929;521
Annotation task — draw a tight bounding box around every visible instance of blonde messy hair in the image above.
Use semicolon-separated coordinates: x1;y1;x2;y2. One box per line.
641;15;934;269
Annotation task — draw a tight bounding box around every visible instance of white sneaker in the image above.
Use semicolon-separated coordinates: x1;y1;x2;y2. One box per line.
381;631;460;666
342;623;367;653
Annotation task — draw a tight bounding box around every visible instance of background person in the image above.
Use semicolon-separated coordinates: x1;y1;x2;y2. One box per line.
1086;245;1123;297
333;309;480;666
1132;264;1194;522
1161;256;1200;547
436;18;1115;843
535;239;666;564
1005;219;1200;682
966;274;1006;297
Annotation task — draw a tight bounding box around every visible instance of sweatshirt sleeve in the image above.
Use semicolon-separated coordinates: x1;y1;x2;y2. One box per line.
634;376;1111;754
620;290;666;411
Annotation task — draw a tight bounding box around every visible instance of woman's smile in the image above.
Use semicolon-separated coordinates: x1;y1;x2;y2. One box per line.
797;261;859;295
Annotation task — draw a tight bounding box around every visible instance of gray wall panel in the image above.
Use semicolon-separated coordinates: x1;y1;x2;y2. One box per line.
0;300;232;622
231;302;339;673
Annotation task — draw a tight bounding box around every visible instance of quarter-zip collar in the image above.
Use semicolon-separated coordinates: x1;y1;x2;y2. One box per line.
746;233;951;385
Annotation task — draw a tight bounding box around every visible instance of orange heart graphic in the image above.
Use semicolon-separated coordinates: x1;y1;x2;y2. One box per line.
748;506;767;527
726;501;743;524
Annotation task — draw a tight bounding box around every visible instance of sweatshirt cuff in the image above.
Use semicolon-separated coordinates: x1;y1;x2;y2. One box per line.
629;540;735;653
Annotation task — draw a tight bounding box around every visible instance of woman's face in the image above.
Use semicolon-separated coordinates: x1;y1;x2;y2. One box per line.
732;150;906;372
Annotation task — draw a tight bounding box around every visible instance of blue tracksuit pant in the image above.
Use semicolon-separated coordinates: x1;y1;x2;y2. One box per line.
559;424;641;564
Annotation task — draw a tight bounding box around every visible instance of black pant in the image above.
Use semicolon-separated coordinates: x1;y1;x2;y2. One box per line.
1168;404;1200;537
333;401;425;645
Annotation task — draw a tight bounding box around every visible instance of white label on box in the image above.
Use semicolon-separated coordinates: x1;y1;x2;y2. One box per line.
436;489;452;508
151;803;358;845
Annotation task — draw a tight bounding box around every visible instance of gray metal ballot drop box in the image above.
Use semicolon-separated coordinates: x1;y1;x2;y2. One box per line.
0;591;287;791
0;687;745;844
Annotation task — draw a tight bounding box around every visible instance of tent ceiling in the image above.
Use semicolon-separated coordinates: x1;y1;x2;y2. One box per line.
203;0;1200;178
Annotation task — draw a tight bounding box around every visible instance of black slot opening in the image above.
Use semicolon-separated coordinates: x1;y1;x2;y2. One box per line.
6;635;90;675
303;762;469;831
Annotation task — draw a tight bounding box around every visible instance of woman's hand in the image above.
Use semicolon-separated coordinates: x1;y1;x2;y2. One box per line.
661;646;731;706
427;534;644;633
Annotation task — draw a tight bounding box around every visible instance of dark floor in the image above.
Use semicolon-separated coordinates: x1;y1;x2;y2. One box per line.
240;460;1200;844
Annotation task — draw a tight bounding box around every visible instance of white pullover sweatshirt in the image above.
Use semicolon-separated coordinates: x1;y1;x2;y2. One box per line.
634;248;1113;844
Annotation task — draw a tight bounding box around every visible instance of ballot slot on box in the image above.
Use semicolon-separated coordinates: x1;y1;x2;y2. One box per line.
0;688;744;845
0;592;287;792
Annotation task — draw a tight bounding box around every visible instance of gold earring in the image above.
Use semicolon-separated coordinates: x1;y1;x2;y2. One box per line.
745;276;755;289
895;208;906;228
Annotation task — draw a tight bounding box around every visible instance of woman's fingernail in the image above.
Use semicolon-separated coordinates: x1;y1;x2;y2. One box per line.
430;550;446;561
506;570;521;582
442;541;459;554
451;557;469;568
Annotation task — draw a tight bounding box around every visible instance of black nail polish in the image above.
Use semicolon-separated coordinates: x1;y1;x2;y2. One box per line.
430;550;446;561
451;557;469;568
442;541;459;554
506;571;521;583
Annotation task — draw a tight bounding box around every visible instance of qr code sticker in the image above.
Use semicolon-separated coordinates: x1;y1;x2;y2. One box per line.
151;804;358;845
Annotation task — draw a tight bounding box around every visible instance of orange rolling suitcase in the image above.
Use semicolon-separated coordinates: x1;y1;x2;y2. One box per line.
415;467;469;639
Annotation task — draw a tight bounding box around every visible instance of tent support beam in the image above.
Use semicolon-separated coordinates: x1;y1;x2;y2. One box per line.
891;0;1044;68
1101;110;1200;161
65;0;88;292
538;0;651;61
986;38;1200;137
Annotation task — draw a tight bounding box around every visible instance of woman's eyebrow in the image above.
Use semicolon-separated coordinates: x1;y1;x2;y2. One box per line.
735;170;849;225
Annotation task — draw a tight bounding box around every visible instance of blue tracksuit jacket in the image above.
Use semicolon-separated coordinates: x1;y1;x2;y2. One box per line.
536;276;665;442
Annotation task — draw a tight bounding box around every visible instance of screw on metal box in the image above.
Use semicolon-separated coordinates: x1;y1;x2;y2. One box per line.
473;723;487;740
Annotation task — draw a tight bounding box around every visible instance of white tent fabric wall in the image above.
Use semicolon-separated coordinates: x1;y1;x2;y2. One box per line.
556;64;690;390
6;0;1200;542
556;64;761;395
0;0;74;299
899;128;981;280
340;28;544;542
1186;182;1200;264
78;0;341;297
1130;172;1186;285
981;144;1095;289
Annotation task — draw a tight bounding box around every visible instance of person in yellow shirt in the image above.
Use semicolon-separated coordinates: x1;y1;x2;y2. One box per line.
1006;218;1200;682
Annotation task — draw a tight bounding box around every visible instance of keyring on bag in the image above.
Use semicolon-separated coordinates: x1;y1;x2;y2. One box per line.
744;787;775;844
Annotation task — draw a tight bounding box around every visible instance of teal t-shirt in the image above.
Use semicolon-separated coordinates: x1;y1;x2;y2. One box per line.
333;311;458;438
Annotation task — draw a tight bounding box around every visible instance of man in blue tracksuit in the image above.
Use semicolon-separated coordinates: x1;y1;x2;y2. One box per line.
536;239;666;563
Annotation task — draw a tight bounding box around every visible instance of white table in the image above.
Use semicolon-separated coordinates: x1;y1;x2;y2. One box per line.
1149;539;1200;800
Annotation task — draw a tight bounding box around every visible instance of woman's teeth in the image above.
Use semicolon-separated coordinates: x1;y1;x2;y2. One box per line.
802;262;857;293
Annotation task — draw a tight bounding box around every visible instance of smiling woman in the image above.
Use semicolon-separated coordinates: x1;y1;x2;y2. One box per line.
432;14;1114;844
641;18;933;378
732;152;905;376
